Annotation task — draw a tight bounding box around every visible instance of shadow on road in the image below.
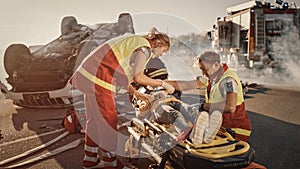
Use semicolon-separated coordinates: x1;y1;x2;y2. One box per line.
244;86;271;99
248;111;300;169
0;104;83;169
2;86;300;169
12;108;64;132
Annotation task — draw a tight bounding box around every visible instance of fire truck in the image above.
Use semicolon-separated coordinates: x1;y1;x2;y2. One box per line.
208;0;300;68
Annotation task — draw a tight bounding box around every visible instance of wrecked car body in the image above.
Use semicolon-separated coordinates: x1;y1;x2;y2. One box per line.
0;13;134;108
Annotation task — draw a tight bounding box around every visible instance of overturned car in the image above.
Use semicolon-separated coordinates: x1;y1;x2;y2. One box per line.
0;13;134;108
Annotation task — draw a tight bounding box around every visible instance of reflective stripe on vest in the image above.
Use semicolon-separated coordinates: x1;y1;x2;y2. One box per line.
207;69;244;105
78;67;116;92
148;68;168;78
76;35;151;92
232;128;251;136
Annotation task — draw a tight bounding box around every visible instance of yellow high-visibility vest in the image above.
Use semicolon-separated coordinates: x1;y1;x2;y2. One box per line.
206;69;244;105
76;35;151;92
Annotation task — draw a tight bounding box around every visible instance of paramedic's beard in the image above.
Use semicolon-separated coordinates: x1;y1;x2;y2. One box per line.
208;66;223;80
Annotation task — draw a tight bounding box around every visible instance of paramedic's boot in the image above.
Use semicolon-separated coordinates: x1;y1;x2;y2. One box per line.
82;159;104;169
82;135;101;169
82;149;120;169
189;110;209;145
83;160;129;169
101;150;127;169
203;110;223;144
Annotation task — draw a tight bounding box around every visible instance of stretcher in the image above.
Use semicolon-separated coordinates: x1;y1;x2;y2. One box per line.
125;117;255;169
124;87;255;169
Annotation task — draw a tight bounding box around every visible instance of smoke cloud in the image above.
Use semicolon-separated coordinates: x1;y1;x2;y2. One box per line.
237;26;300;91
163;29;300;91
162;32;212;80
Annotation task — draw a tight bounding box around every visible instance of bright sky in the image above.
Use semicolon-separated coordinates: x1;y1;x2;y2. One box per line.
1;0;299;48
0;0;299;82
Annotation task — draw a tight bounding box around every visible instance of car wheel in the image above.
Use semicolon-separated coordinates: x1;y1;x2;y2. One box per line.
117;13;135;34
61;16;78;35
4;44;32;76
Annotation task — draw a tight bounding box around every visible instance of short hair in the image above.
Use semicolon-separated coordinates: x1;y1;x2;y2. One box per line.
197;51;221;64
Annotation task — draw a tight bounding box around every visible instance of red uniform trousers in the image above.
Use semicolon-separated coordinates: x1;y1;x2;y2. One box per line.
222;102;252;142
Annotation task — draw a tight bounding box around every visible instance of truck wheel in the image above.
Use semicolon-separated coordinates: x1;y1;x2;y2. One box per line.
117;13;135;34
61;16;78;35
4;44;32;76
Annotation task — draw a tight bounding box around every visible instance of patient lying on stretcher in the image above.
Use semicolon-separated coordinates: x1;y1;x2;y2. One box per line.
129;58;223;146
130;85;223;146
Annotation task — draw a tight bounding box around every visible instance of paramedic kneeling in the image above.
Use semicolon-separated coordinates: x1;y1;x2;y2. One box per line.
195;51;252;142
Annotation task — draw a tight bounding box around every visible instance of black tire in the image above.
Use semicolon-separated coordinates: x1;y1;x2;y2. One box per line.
4;44;32;76
61;16;78;35
117;13;135;34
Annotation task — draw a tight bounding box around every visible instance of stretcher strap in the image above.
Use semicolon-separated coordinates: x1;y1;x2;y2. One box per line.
186;140;250;159
182;131;250;159
231;128;251;136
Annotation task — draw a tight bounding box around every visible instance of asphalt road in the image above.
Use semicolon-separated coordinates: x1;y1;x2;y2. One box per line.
0;84;299;169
